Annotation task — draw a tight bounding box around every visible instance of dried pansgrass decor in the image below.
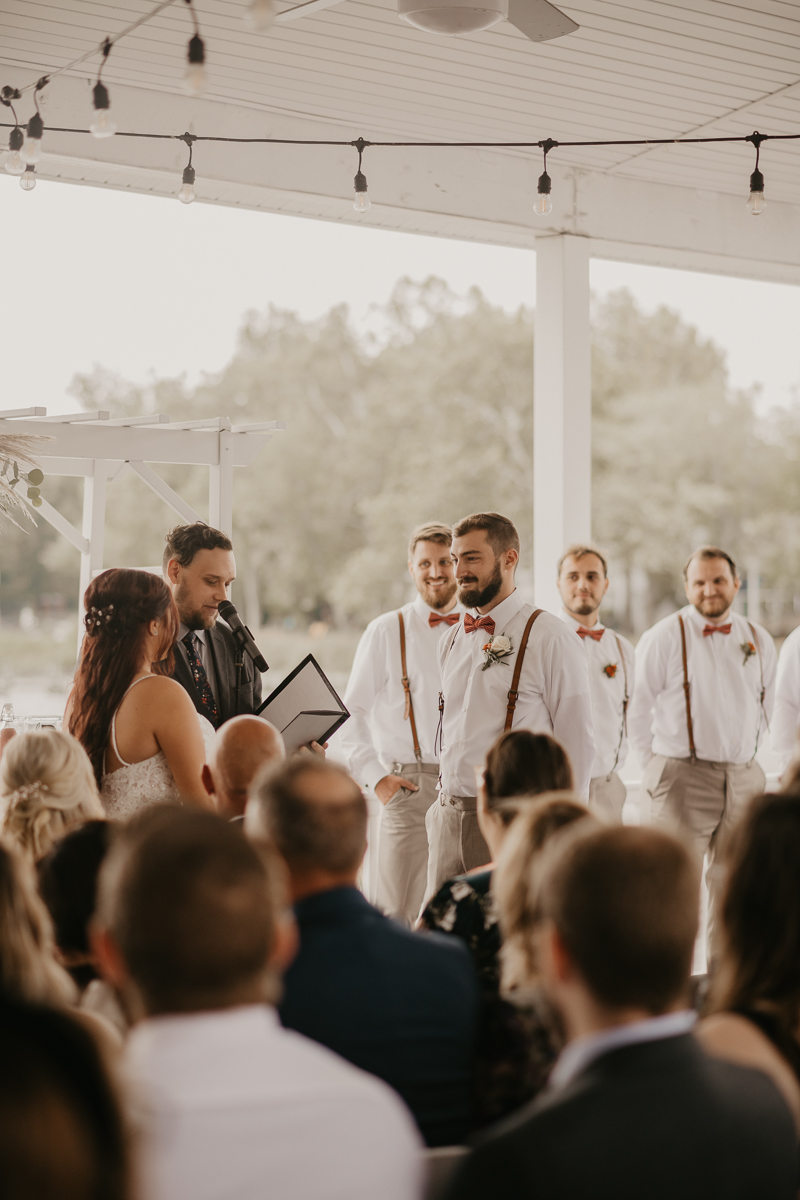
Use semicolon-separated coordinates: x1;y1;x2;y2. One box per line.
0;434;47;530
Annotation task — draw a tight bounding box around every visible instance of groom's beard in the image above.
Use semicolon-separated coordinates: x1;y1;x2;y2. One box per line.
457;560;503;609
174;582;218;631
419;577;458;611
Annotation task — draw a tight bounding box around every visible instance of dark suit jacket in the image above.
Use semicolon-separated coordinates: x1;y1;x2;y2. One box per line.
278;886;479;1148
170;620;263;729
444;1033;797;1200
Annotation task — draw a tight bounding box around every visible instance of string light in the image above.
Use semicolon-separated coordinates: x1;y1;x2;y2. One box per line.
247;0;276;30
20;82;47;165
746;131;766;217
177;133;196;203
183;0;207;95
91;40;116;139
352;138;371;214
4;127;24;175
534;138;556;216
19;164;36;191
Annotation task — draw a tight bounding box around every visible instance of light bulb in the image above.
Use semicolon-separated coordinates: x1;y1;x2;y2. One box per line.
747;189;766;216
178;164;196;204
90;83;116;138
533;193;553;216
247;0;276;29
353;168;370;213
184;34;206;94
20;165;36;191
21;112;43;164
5;150;24;176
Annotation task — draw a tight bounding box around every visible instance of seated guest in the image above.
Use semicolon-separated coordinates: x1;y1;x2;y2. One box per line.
247;758;479;1147
93;807;421;1200
421;731;573;993
1;729;104;861
0;837;76;1007
202;715;285;820
444;825;798;1200
699;792;800;1127
38;820;113;994
0;994;130;1200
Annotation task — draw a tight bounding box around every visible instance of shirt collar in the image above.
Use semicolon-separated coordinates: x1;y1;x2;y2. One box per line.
560;610;605;633
179;621;207;646
469;588;523;629
550;1010;697;1090
683;604;736;631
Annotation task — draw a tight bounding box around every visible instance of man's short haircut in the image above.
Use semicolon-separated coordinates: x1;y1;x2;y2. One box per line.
251;758;367;875
162;522;233;572
97;807;283;1013
407;522;452;559
683;545;737;581
540;825;699;1013
557;544;609;579
452;512;520;557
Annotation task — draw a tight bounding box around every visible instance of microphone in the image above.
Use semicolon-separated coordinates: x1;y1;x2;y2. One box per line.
217;600;269;674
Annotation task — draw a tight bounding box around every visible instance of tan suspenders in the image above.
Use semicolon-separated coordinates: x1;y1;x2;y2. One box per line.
397;611;422;763
610;633;629;774
677;614;766;764
504;610;543;731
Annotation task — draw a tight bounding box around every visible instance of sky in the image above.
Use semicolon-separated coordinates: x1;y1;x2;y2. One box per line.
1;173;800;417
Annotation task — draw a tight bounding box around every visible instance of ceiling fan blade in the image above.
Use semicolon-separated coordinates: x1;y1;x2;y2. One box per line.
275;0;347;22
505;0;578;40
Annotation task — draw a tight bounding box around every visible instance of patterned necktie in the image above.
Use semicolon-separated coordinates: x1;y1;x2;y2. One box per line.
576;626;604;642
703;623;732;637
429;611;460;629
182;632;219;724
463;613;496;637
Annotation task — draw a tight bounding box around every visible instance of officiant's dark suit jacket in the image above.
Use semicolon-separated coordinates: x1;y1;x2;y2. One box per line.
443;1034;797;1200
169;620;262;730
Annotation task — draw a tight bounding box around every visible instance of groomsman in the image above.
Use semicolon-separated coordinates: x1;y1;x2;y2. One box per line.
629;545;776;923
557;545;635;823
771;624;800;775
430;512;594;899
340;523;461;924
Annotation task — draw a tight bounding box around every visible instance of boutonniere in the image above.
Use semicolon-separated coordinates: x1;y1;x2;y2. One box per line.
481;633;514;671
603;663;618;679
740;641;756;666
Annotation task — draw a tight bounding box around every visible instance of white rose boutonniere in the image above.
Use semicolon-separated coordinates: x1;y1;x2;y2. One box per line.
481;633;514;671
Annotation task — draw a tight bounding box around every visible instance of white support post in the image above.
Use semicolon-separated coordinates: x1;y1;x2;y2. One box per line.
533;235;592;614
78;461;109;650
208;431;234;535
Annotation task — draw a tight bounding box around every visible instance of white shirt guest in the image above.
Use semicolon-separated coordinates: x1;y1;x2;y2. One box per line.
556;544;635;823
427;512;594;901
340;524;461;923
628;545;776;946
771;624;800;775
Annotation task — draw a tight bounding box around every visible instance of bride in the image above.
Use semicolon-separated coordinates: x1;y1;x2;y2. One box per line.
66;568;214;819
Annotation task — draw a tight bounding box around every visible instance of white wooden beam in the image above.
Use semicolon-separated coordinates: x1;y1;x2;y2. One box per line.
78;462;109;644
0;420;269;467
533;234;591;614
21;496;89;555
128;460;203;525
208;431;234;535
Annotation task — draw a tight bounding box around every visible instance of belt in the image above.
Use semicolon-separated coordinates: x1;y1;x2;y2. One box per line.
392;761;439;775
438;793;478;811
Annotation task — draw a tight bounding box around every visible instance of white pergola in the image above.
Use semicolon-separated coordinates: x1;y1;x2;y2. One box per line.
2;0;799;611
0;406;281;643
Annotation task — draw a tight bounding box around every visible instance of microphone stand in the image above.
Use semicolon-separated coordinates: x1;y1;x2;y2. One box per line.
234;646;243;717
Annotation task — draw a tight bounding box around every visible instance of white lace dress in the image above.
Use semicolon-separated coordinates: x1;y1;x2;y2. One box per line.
100;676;216;821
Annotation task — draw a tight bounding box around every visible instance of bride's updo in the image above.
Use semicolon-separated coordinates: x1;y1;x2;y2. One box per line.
68;569;179;787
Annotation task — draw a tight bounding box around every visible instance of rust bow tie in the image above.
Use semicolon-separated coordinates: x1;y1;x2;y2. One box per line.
576;627;604;642
463;613;496;637
429;611;460;629
703;623;732;636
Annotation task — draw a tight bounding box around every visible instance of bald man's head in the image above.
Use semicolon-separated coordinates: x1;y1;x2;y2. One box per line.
203;716;285;819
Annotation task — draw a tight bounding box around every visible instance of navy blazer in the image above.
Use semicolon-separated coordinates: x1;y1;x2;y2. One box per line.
279;886;479;1147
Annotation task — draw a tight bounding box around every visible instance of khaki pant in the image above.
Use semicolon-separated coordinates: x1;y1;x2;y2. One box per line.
374;762;439;925
589;772;627;824
424;793;491;911
645;755;766;950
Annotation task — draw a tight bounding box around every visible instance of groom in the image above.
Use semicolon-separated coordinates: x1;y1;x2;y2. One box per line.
162;523;263;729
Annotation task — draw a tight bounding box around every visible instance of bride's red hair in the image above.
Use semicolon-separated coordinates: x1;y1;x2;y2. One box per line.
68;569;179;786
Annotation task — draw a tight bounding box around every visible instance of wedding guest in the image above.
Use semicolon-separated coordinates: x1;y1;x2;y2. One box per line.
0;838;75;1008
0;994;130;1200
340;522;461;924
629;546;776;936
430;512;594;898
698;792;800;1127
421;730;573;993
202;715;285;819
247;757;479;1147
557;545;635;822
163;522;262;728
0;728;104;861
93;806;421;1200
444;824;797;1200
67;568;213;819
771;625;800;776
38;820;113;993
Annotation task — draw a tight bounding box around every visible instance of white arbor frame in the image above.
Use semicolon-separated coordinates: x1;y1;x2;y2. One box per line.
0;407;283;644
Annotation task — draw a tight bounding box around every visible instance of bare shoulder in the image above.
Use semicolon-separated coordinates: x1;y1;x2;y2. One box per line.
124;675;196;713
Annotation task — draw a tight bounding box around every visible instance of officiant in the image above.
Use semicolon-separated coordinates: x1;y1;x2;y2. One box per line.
162;522;263;729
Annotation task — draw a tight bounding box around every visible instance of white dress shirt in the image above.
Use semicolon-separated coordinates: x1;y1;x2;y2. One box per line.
550;1010;697;1089
559;611;635;779
340;593;460;790
771;624;800;774
438;590;595;798
126;1004;421;1200
629;605;776;766
178;621;219;704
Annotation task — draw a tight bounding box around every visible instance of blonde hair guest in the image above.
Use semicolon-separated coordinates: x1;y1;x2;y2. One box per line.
0;837;75;1006
1;730;104;862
